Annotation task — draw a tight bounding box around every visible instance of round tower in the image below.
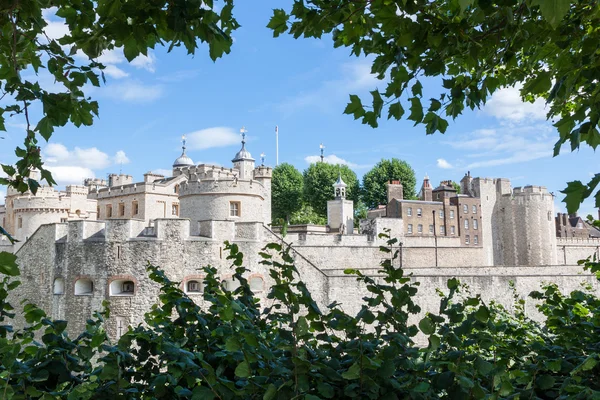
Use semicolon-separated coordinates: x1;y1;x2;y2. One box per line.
178;134;271;239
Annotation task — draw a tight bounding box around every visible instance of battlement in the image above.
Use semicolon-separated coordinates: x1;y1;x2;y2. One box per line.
513;185;548;194
253;166;273;179
108;174;133;187
179;177;267;198
176;164;239;181
557;237;600;245
65;185;89;197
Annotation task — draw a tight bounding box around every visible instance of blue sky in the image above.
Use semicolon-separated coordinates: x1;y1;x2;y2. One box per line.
0;1;597;216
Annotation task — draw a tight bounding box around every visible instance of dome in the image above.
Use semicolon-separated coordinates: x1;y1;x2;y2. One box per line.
173;135;194;168
173;153;194;168
333;174;347;188
232;133;255;162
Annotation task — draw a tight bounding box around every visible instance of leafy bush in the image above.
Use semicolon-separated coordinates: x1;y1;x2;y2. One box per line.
0;234;599;398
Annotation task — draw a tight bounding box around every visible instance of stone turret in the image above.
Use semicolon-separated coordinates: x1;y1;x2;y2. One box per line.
232;128;255;180
327;174;354;235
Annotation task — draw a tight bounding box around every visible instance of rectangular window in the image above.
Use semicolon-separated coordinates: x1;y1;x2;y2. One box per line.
106;205;112;218
60;218;68;223
429;224;434;234
407;207;412;216
463;204;468;213
18;217;23;228
407;224;413;234
473;219;478;230
440;225;445;235
119;203;125;216
230;201;240;217
472;205;477;214
439;210;444;218
417;224;423;233
464;219;469;229
417;208;422;217
450;210;455;219
465;235;470;244
132;201;139;215
450;226;455;235
474;235;479;244
172;204;179;216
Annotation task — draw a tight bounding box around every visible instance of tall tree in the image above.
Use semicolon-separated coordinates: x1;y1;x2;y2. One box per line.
303;163;359;218
362;158;416;209
268;1;600;214
271;163;304;223
0;0;238;196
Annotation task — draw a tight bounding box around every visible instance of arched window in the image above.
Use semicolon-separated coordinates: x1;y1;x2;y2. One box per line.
416;208;422;217
463;204;468;213
250;277;264;293
53;278;65;295
407;207;412;216
109;279;135;296
464;219;469;229
74;278;94;295
187;280;203;293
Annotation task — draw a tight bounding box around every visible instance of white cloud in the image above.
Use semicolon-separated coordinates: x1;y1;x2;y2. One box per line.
44;20;69;41
113;150;130;165
45;166;95;186
185;127;241;150
436;159;453;169
104;81;164;103
444;124;554;169
483;85;547;123
304;154;358;167
103;64;129;79
131;52;156;72
42;144;130;185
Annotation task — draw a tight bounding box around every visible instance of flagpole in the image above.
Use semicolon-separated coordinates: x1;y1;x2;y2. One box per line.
275;125;279;166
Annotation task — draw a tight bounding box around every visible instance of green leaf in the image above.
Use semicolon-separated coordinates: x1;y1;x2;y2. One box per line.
536;375;555;390
459;0;475;12
474;358;493;375
474;306;490;323
532;0;571;29
235;361;250;378
408;97;423;124
411;81;423;97
571;355;598;375
267;9;289;37
192;386;215;400
317;382;334;399
413;381;430;393
371;90;384;117
342;362;361;380
344;94;365;120
388;102;404;120
0;252;20;276
419;316;435;335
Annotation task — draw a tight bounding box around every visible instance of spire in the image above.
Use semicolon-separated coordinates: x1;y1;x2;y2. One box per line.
172;134;194;168
320;143;325;163
333;173;347;199
232;126;255;163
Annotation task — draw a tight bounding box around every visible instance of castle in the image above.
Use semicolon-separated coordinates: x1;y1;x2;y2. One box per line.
2;132;600;340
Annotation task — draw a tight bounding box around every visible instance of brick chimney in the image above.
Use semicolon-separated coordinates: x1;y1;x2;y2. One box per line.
386;180;403;203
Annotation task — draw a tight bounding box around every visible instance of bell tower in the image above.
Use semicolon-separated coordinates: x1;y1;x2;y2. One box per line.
327;174;354;234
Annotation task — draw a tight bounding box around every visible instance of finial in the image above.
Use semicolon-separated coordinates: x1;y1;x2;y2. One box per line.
181;135;187;152
260;152;265;166
320;143;325;163
240;126;247;144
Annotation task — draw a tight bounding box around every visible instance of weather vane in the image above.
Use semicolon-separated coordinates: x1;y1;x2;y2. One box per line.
240;126;247;143
320;143;325;163
260;152;266;166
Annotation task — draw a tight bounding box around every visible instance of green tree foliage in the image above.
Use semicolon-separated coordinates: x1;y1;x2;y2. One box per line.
303;162;359;218
1;237;600;397
268;0;600;213
272;163;304;223
289;203;327;225
362;158;416;209
0;0;238;195
450;181;461;194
